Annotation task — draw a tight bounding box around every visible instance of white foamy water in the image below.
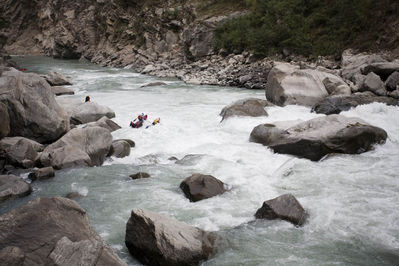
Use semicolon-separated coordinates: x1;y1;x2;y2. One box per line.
2;56;399;265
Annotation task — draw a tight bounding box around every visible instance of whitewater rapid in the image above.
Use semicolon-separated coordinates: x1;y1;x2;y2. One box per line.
2;56;399;265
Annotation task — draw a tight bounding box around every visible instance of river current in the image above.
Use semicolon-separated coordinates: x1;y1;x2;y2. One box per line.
1;56;399;265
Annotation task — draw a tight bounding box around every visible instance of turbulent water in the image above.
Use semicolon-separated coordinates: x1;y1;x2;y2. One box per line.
2;56;399;265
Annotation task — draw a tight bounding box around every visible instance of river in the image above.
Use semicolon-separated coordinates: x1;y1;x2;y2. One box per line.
1;56;399;265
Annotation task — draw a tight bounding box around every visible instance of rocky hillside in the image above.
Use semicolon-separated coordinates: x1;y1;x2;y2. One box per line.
1;0;398;78
0;0;244;68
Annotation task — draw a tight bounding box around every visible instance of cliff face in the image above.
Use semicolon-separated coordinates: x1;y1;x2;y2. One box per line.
1;0;398;71
0;0;240;69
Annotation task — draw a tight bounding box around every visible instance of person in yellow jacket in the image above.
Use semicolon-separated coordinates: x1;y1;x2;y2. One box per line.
146;118;160;129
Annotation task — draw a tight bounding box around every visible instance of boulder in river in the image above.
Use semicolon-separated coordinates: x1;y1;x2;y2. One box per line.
71;102;116;125
266;63;350;106
42;71;72;86
0;102;10;139
220;98;272;121
312;92;398;115
125;209;217;266
0;68;69;143
129;172;150;180
0;137;42;168
180;174;227;202
51;86;75;96
0;174;32;203
255;194;308;226
83;116;121;132
108;140;132;158
40;126;112;169
250;114;388;161
57;98;115;125
0;197;126;265
28;166;55;181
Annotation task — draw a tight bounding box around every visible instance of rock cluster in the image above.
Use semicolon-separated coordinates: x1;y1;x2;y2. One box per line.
0;197;126;265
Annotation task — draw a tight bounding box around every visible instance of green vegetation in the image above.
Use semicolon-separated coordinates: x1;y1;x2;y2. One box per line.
215;0;399;57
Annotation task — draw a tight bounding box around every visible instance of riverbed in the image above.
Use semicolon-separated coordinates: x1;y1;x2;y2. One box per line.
2;56;399;265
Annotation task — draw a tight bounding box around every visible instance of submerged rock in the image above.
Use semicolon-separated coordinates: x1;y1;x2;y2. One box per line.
0;174;32;203
0;68;69;143
140;81;167;88
0;197;126;265
255;194;308;226
250;115;387;161
65;191;85;199
42;71;72;86
180;174;227;202
266;63;349;107
40;127;112;169
220;98;272;121
129;172;150;180
175;154;206;166
125;209;217;266
312;92;398;115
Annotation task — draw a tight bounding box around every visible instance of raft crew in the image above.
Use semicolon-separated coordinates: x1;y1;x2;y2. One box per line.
130;113;148;128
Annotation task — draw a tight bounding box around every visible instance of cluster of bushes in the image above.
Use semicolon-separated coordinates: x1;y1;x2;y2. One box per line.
215;0;398;57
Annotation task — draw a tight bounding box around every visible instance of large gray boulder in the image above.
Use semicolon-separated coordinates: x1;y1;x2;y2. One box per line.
360;72;387;96
180;174;227;202
40;127;112;169
0;68;69;143
125;209;217;266
266;63;350;106
312;92;399;115
0;137;43;168
0;174;31;203
0;102;9;139
83;116;121;132
385;71;399;91
220;98;272;121
71;102;115;124
42;71;72;86
108;140;131;158
58;98;115;125
255;194;308;226
0;197;126;265
250;115;387;161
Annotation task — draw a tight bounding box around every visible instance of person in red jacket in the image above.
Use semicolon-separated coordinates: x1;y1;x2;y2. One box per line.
130;113;147;128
